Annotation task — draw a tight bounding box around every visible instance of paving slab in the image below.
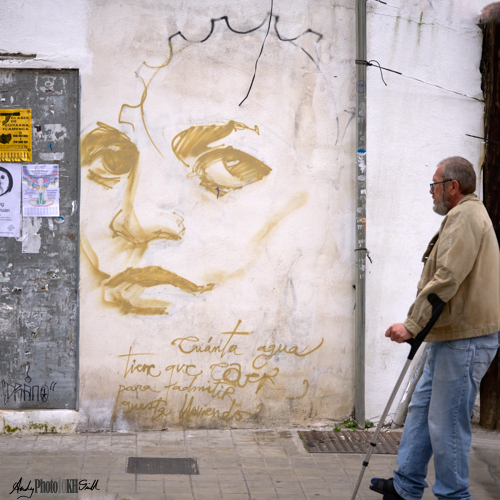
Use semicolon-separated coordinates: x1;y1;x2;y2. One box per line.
0;428;499;499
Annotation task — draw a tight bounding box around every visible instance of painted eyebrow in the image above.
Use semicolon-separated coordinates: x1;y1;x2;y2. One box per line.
171;121;259;167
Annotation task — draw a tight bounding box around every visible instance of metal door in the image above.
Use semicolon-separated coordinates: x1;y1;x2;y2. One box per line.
0;69;79;409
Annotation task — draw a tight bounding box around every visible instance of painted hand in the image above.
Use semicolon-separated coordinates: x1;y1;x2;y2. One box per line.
385;323;413;344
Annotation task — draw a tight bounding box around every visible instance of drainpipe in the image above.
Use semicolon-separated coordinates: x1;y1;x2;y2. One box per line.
354;0;367;428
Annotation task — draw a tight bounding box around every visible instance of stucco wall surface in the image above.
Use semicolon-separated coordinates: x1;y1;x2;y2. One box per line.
365;0;486;422
77;0;355;431
0;0;489;432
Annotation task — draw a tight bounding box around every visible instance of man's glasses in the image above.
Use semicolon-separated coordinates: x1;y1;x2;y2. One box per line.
430;179;453;193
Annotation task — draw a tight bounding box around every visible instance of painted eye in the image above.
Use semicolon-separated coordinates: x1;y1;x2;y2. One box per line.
172;121;270;197
172;121;259;168
98;145;137;176
192;146;271;197
81;122;139;188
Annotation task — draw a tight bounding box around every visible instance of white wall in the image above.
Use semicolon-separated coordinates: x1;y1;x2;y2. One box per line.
366;0;485;421
0;0;488;431
78;0;355;431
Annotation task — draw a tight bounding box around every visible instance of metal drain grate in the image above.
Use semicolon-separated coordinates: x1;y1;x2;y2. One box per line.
127;457;199;475
299;430;402;454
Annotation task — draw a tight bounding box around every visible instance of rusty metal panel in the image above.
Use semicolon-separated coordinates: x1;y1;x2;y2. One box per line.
127;457;199;475
0;69;79;409
298;430;402;454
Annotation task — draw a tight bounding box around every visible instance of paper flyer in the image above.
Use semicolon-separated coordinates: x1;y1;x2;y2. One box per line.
22;164;60;217
0;163;21;237
0;108;32;162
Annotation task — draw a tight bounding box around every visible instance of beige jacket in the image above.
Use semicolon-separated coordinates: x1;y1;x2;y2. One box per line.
404;194;500;342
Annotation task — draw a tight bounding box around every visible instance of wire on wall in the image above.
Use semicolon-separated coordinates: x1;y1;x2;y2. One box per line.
465;134;500;145
372;0;398;8
239;0;274;106
356;59;485;103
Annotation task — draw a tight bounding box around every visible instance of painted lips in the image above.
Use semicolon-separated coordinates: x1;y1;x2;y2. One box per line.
105;266;214;293
102;266;214;315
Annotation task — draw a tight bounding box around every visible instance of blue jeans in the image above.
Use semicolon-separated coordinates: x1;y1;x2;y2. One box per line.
393;332;499;500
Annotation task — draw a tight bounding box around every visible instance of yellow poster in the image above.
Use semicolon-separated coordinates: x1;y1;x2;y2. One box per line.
0;108;32;162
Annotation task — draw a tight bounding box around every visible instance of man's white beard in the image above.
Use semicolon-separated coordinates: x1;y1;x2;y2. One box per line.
433;194;451;216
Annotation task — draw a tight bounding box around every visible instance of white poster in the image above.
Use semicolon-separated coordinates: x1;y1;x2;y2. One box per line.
0;163;21;237
22;164;59;217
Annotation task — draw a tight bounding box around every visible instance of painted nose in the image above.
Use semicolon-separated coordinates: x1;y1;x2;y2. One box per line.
110;161;186;248
109;206;185;248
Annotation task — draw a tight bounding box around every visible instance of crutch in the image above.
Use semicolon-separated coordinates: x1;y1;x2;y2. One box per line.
350;293;446;500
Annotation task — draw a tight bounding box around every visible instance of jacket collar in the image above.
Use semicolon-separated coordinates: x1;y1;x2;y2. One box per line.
438;194;478;233
456;193;478;206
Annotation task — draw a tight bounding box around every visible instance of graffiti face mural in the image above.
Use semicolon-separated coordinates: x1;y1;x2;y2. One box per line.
81;18;336;319
77;8;356;430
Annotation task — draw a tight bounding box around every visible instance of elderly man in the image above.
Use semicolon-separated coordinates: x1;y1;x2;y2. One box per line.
371;157;500;500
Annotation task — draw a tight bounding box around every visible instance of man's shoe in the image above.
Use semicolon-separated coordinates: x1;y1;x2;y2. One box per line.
369;478;404;500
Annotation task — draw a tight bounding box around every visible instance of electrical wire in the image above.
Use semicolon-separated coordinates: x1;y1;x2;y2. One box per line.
465;134;500;145
239;0;273;106
372;0;398;8
356;59;485;103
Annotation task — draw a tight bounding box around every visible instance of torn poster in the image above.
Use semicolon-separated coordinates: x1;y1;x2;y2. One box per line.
0;163;21;237
22;164;59;217
0;108;32;161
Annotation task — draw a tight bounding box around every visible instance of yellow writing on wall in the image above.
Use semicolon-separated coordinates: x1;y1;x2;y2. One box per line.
112;320;324;425
0;109;32;161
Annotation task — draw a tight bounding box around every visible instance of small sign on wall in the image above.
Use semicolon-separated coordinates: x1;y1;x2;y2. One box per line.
0;109;32;162
22;164;59;217
0;163;21;237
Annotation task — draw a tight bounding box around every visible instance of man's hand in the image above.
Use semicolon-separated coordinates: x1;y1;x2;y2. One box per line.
385;323;413;343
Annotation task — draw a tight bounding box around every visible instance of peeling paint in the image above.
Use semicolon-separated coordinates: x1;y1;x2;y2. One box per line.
21;217;42;253
39;152;65;160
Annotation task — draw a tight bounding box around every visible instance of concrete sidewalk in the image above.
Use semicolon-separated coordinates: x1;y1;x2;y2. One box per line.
0;429;498;500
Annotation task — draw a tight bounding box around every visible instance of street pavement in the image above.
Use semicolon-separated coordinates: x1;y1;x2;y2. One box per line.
0;428;498;500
